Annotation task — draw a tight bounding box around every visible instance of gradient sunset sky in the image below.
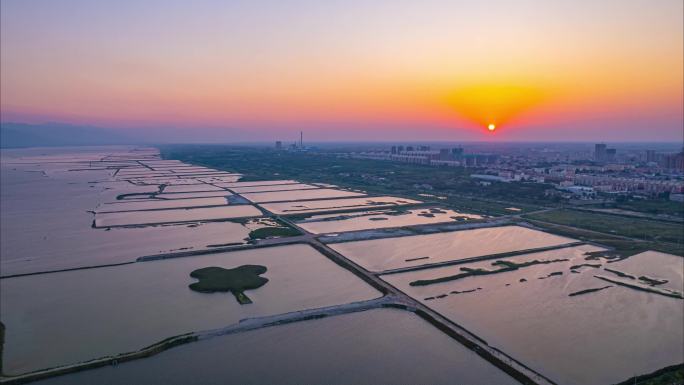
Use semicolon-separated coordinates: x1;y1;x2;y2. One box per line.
1;0;682;142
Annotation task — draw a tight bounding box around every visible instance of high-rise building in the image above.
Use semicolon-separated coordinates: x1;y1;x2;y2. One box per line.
594;143;607;162
646;150;656;162
275;141;282;149
391;146;397;154
662;152;684;171
605;148;616;162
451;147;464;157
439;148;450;160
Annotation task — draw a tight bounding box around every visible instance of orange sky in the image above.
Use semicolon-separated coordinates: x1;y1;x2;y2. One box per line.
1;0;682;141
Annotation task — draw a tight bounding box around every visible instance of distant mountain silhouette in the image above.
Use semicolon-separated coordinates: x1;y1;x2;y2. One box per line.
0;122;138;148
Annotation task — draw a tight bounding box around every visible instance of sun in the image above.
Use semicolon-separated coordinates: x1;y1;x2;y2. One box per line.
488;123;496;131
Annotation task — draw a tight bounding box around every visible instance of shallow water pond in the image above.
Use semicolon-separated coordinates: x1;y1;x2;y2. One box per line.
0;244;381;375
382;245;684;385
297;208;482;234
330;225;575;272
260;196;421;215
34;308;517;385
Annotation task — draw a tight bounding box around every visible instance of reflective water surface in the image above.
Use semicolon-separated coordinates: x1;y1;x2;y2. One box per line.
330;225;575;271
383;245;684;385
241;188;365;203
298;208;482;234
260;196;422;215
1;244;381;374
34;309;518;385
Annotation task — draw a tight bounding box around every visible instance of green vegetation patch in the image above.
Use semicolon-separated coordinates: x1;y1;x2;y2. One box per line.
611;199;684;218
446;197;542;216
523;218;684;257
524;209;684;245
159;145;551;216
594;275;683;299
569;263;602;270
638;275;668;286
189;265;268;304
605;268;669;287
248;226;301;240
410;258;569;286
568;285;612;297
615;365;684;385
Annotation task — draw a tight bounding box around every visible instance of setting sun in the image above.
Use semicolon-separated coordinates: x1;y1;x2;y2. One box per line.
488;124;496;131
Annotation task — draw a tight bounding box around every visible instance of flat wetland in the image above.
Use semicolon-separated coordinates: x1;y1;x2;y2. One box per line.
0;244;380;375
296;207;482;234
382;245;684;385
214;179;299;188
159;184;225;193
228;183;320;193
607;250;683;293
241;188;365;203
330;225;575;272
94;205;262;227
33;309;517;385
95;196;229;212
260;196;422;215
2;146;682;385
153;191;234;199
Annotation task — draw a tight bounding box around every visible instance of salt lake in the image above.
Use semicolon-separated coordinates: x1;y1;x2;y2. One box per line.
329;225;576;272
0;244;381;375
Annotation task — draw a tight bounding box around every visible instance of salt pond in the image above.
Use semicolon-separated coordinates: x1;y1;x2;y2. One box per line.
382;245;684;385
330;225;575;272
196;175;242;183
1;219;265;276
214;180;300;188
34;309;517;385
128;178;212;186
0;244;381;375
159;184;225;193
94;205;262;227
241;188;365;203
260;196;421;215
297;208;482;234
229;183;320;193
607;250;683;293
154;191;234;199
95;197;229;212
0;148;261;275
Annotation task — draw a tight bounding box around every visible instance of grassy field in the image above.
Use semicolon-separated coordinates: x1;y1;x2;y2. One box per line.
524;209;684;245
161;145;551;216
521;212;684;257
612;199;684;218
525;218;683;256
445;196;541;216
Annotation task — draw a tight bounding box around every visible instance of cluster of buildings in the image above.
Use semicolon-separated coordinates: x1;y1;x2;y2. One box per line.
572;174;684;195
646;150;684;170
596;143;684;170
594;143;617;163
352;145;499;167
344;143;684;201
